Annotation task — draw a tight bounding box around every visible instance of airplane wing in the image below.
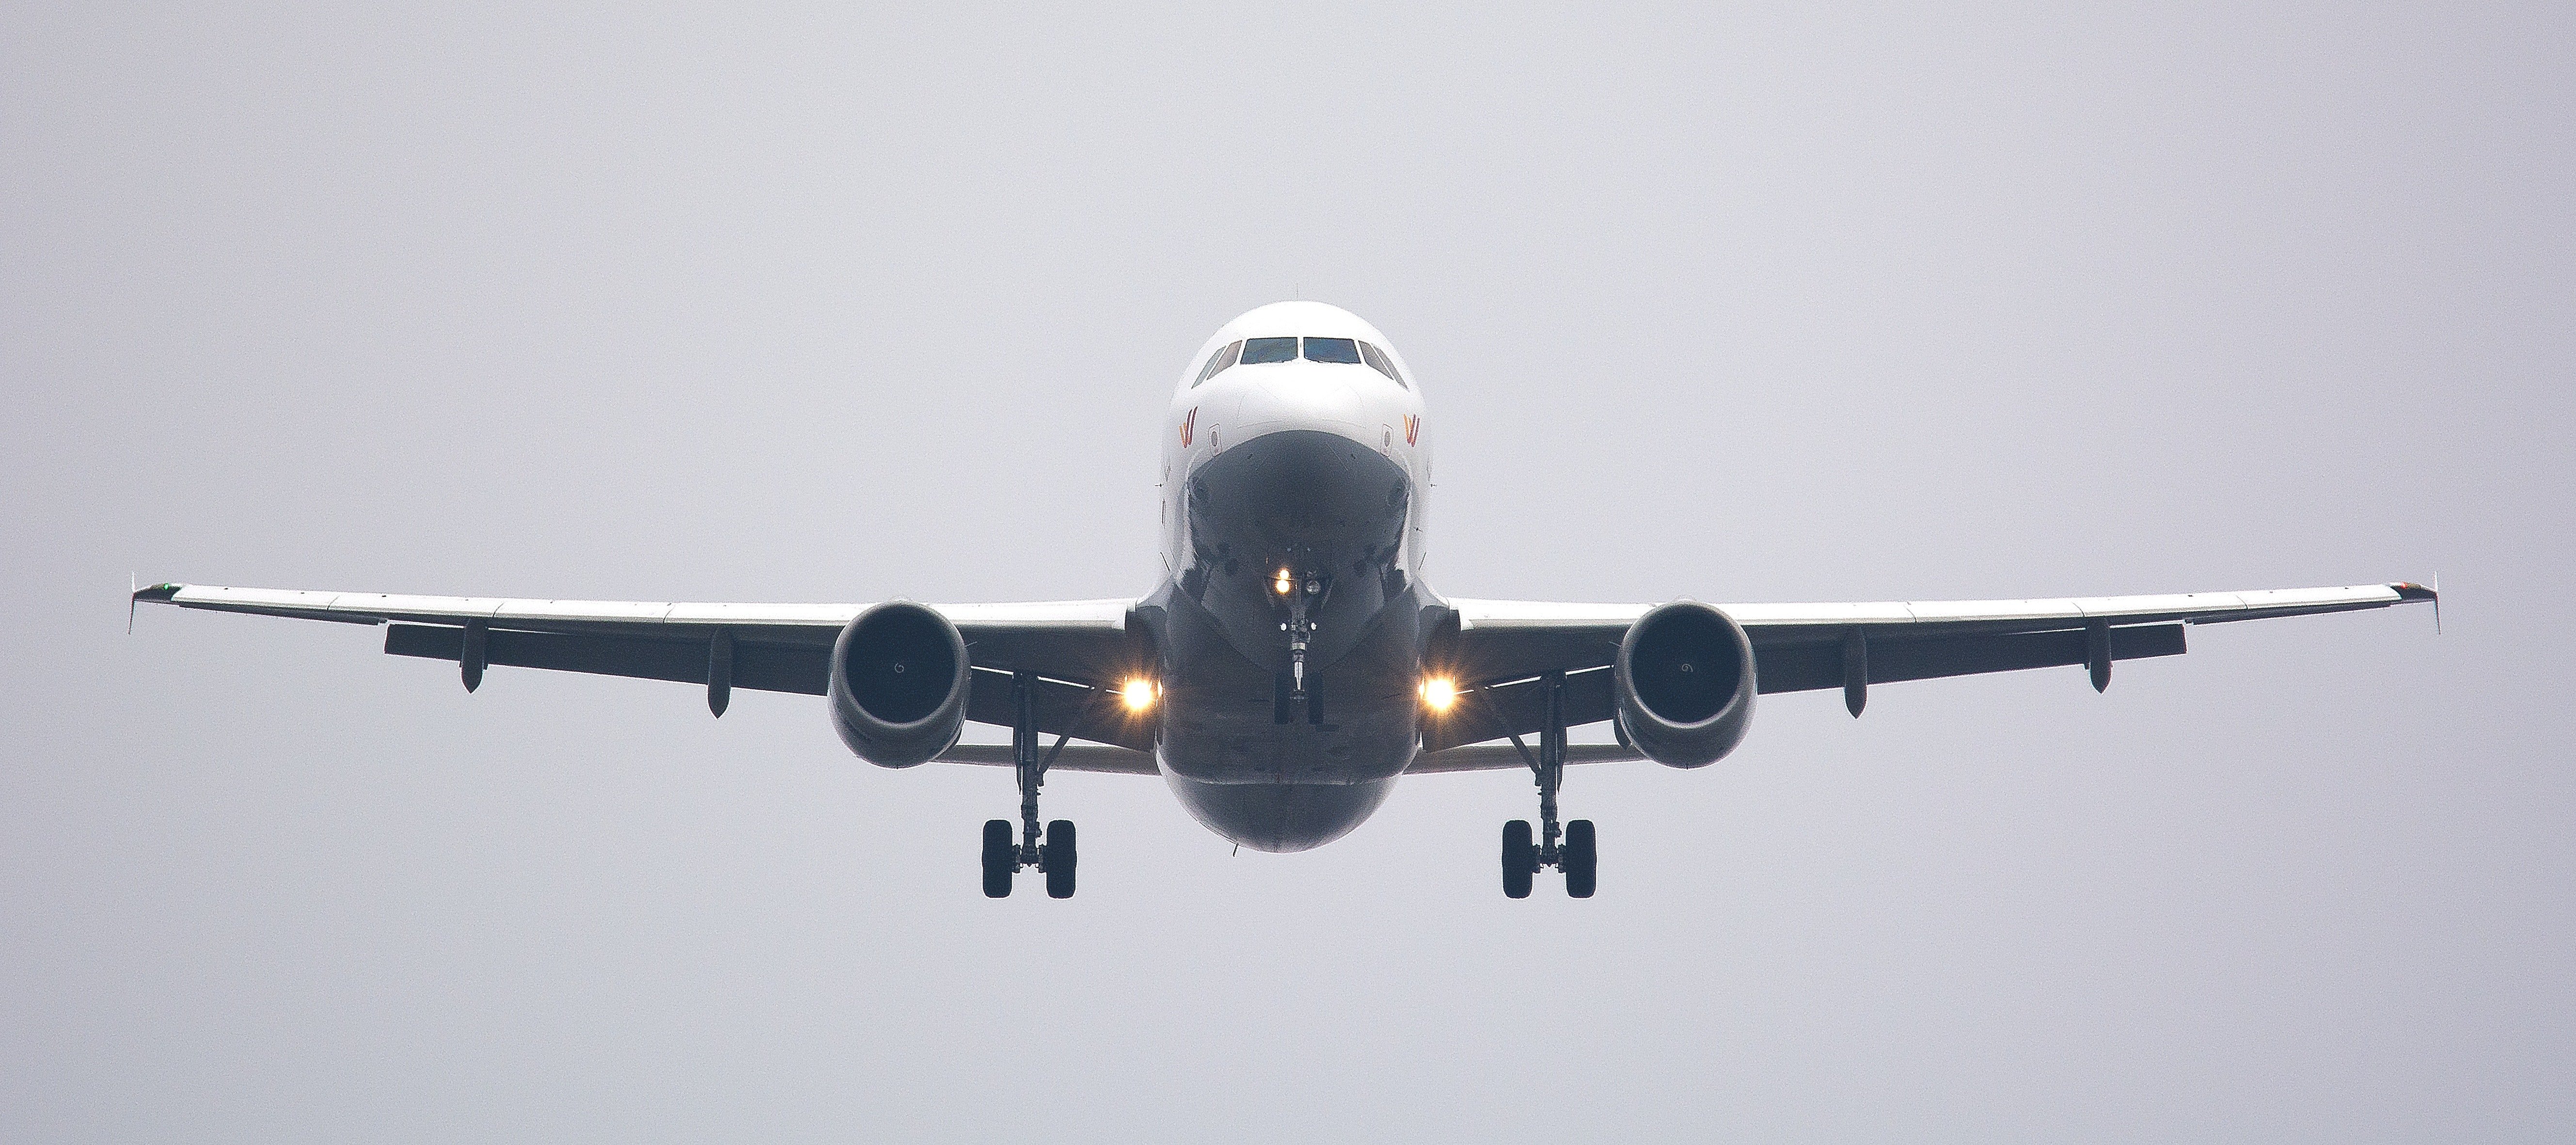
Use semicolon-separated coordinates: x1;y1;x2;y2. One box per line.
137;580;2436;765
1426;582;2436;751
130;583;1153;750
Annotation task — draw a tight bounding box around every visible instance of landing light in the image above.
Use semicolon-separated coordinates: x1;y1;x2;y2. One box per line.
1419;676;1458;713
1122;677;1159;712
1274;569;1294;596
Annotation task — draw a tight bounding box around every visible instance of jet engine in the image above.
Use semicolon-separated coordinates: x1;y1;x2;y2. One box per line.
829;601;971;768
1613;601;1757;768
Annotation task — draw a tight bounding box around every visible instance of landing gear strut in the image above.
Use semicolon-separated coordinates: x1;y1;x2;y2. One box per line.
1496;671;1596;898
982;671;1078;898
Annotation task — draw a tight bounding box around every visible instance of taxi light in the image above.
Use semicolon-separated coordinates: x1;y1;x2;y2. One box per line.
1122;677;1158;712
1273;570;1294;595
1419;676;1458;713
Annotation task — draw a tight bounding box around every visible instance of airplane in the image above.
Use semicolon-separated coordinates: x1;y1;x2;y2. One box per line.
131;301;2437;899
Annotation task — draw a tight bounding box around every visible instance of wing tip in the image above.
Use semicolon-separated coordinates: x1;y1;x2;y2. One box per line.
131;582;182;604
2391;581;2438;604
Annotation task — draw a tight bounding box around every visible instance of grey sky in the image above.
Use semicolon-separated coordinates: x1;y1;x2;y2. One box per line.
6;4;2570;1141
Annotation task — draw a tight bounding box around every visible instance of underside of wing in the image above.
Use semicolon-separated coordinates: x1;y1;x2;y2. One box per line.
1426;582;2434;749
133;583;1151;749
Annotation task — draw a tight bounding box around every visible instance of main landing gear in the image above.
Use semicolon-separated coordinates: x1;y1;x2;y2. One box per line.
983;671;1078;899
1497;671;1596;899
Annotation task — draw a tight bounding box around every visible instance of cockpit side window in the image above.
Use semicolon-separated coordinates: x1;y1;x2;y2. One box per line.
1302;337;1362;365
1240;336;1299;365
1358;341;1405;387
1194;340;1242;386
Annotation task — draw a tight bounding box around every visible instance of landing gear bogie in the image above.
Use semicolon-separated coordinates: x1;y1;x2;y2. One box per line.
1493;671;1602;899
980;672;1091;899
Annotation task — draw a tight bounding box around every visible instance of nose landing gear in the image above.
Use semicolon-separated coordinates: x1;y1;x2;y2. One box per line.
982;671;1083;899
1493;671;1597;899
1278;566;1325;724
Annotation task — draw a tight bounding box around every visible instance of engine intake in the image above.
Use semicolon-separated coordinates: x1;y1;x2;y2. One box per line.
829;601;970;767
1613;601;1757;768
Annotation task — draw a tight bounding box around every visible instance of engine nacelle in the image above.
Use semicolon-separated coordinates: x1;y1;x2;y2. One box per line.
1613;601;1757;769
828;601;970;768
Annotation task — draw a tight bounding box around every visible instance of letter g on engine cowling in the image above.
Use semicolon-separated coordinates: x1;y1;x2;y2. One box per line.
1613;601;1757;768
828;601;971;767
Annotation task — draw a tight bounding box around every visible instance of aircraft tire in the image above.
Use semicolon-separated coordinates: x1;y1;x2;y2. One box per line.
1564;819;1597;898
982;819;1015;898
1501;820;1535;899
1043;819;1078;899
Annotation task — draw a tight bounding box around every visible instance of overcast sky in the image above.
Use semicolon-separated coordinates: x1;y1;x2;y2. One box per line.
7;4;2571;1141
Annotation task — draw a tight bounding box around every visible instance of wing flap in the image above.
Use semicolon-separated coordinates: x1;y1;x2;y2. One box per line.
385;624;830;695
933;743;1160;775
377;625;1155;748
1753;623;2186;695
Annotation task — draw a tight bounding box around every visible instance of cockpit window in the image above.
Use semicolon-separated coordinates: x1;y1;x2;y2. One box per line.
1224;335;1394;376
1194;340;1242;386
1240;336;1299;365
1358;341;1405;387
1302;337;1362;365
